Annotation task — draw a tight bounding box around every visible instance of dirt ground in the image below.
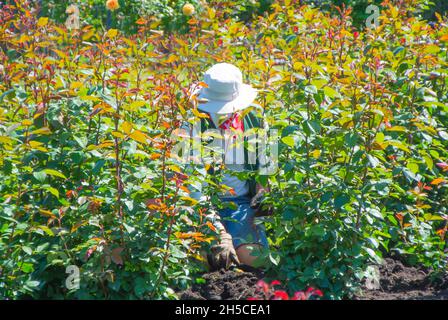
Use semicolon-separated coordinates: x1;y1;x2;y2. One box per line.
179;267;264;300
178;258;448;300
354;258;448;300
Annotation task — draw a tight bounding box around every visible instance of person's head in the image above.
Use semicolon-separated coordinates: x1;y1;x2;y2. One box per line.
198;63;257;114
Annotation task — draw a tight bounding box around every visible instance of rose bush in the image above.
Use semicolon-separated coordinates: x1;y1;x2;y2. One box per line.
0;0;447;299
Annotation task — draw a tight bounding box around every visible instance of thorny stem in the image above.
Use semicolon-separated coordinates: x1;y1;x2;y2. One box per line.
149;184;180;299
113;72;125;247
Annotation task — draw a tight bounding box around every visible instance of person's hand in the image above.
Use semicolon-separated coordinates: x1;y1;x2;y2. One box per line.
207;232;240;270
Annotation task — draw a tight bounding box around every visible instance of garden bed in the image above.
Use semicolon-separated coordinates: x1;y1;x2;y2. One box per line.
354;258;448;300
179;258;448;300
179;267;264;300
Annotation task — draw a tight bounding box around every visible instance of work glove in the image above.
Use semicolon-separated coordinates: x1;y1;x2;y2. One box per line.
207;232;240;270
250;189;274;217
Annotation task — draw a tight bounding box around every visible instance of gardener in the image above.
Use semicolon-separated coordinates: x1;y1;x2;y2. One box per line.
187;63;272;270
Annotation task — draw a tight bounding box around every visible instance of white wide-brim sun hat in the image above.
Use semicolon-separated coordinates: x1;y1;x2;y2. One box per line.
197;63;258;114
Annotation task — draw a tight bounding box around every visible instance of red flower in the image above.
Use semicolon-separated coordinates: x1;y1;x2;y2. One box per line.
312;289;324;297
306;287;315;293
353;31;359;39
250;281;323;300
271;280;281;286
293;26;299;33
256;280;269;294
219;112;244;138
273;290;289;300
305;287;324;298
292;291;306;300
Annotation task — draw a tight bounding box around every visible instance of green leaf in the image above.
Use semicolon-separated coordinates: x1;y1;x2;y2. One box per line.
33;171;47;183
43;169;67;180
25;280;40;288
302;120;320;136
45;186;60;198
311;79;327;89
22;246;33;255
386;140;410;153
123;223;135;233
423;213;445;221
36;243;50;253
344;132;359;148
127;101;146;111
424;44;440;54
367;237;379;248
334;194;350;209
375;132;385;143
170;245;187;259
74;136;88;148
134;277;146;297
281;136;295;147
365;248;382;264
429;150;439;159
92;160;106;174
20;263;34;273
367;154;380;168
0;88;15;102
393;46;405;55
439;131;448;141
323;86;340;99
423;155;433;170
406;162;419;174
37;225;54;236
304;85;317;95
367;208;383;220
310;225;326;237
282;209;296;221
374;230;391;239
269;253;280;266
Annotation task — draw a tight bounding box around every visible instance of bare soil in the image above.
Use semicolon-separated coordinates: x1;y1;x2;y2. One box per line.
178;258;448;300
179;267;264;300
354;258;448;300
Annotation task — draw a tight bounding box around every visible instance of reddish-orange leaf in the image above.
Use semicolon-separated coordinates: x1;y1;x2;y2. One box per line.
197;81;209;88
150;153;162;160
430;178;446;185
136;18;147;25
439;34;448;42
161;121;171;129
206;221;216;233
